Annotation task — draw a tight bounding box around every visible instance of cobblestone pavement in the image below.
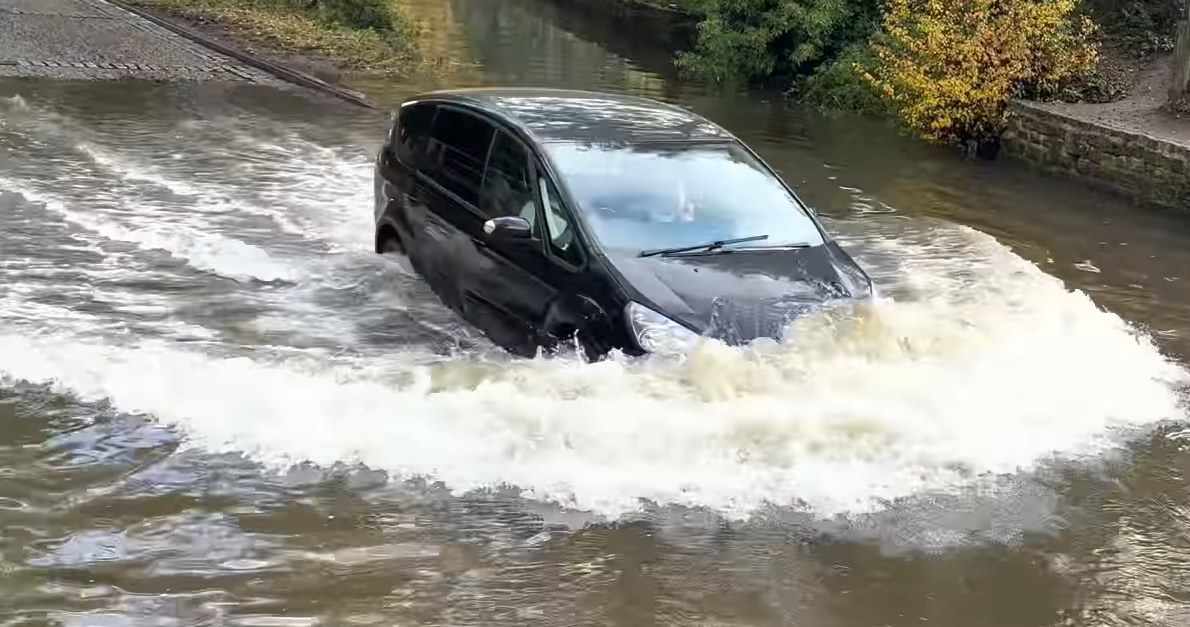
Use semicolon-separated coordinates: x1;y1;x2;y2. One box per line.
0;0;283;84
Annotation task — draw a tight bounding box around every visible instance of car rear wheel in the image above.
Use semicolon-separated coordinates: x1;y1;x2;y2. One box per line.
375;226;405;256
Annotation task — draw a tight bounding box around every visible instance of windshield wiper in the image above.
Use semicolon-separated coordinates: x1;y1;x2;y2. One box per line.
638;234;770;258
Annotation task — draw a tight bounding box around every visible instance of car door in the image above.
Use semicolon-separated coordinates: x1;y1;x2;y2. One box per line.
469;128;560;346
410;104;494;317
529;163;617;352
415;106;555;352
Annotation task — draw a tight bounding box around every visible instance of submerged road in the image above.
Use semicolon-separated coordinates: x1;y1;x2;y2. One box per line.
3;0;1190;623
0;0;280;83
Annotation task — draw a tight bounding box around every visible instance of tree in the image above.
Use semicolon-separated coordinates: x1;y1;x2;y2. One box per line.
859;0;1099;150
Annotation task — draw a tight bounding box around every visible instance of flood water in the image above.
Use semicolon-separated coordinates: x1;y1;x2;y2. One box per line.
2;0;1190;624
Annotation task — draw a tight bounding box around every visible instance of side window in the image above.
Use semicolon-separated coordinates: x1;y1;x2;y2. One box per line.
394;102;436;168
538;174;582;267
426;107;494;206
480;131;539;237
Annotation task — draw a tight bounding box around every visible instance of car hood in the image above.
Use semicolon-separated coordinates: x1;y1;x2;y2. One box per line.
605;242;871;344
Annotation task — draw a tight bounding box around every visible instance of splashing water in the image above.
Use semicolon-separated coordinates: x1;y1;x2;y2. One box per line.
1;91;1186;523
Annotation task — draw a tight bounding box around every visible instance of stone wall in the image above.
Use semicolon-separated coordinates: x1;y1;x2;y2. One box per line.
1001;101;1190;211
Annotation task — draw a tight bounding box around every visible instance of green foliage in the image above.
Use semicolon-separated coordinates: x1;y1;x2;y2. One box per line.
132;0;420;73
859;0;1100;147
1054;67;1129;103
250;0;409;32
793;41;891;115
674;0;881;85
1084;0;1180;57
670;0;1161;148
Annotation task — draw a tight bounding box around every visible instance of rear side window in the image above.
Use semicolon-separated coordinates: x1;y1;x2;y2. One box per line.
394;102;436;168
426;107;494;206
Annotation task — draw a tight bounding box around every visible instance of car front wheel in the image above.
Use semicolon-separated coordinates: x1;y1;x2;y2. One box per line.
550;327;605;363
576;330;606;362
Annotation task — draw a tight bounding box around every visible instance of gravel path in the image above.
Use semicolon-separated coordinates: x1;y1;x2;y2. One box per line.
0;0;282;84
1026;53;1190;149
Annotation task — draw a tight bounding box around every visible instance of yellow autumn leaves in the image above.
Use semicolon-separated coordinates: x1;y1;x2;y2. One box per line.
859;0;1099;146
677;0;1103;148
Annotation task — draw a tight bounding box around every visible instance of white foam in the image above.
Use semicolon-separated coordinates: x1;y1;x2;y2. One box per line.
0;178;299;283
74;142;315;240
3;94;1186;523
3;97;364;271
244;140;376;250
0;224;1184;521
80;130;376;252
0;94;31;118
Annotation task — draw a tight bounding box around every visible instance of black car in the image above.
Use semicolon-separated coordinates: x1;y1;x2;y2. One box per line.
372;87;875;359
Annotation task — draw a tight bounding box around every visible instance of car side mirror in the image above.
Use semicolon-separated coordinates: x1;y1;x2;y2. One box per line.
483;216;532;241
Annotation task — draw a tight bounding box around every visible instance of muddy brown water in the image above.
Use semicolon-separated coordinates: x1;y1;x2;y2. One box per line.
2;0;1190;624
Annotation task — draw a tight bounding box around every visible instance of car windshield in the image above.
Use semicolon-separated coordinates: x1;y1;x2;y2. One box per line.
543;140;825;254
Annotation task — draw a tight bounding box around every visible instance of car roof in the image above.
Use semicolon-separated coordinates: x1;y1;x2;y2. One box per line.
406;87;736;146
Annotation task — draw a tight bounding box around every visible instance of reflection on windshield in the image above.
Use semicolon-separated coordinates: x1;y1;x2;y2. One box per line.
543;141;825;253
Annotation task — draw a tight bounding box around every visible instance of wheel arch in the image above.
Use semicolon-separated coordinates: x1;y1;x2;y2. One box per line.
542;293;616;357
374;220;404;254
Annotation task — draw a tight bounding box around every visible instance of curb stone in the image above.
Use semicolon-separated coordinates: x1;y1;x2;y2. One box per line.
100;0;378;110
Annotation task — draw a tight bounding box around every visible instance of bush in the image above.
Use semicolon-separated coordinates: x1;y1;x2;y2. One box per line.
134;0;420;73
793;41;891;115
310;0;401;31
252;0;405;32
858;0;1099;148
1084;0;1180;57
674;0;881;86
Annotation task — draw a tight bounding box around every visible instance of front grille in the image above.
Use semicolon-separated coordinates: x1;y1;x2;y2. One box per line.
705;297;822;344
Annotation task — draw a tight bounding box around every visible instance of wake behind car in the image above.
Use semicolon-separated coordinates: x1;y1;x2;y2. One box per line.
372;87;875;359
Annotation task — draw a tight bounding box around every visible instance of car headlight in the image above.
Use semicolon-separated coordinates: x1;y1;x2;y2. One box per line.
625;301;701;354
834;262;875;301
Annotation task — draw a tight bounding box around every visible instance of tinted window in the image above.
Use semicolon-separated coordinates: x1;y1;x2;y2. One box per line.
543;141;826;254
426;107;494;206
538;174;582;266
480;131;538;236
394;102;436;167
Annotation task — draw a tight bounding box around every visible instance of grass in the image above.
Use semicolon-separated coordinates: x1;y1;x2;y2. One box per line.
127;0;421;75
